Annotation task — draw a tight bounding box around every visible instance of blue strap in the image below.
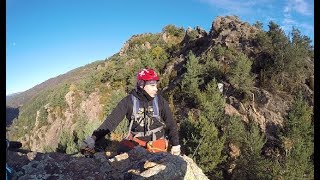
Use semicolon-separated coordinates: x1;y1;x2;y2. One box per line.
126;95;139;139
6;163;13;180
152;95;160;118
131;94;139;116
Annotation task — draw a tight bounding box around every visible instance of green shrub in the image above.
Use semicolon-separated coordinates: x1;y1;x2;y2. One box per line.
57;129;78;154
74;116;101;145
180;111;202;154
37;107;49;127
43;145;55;153
199;79;226;126
151;46;169;70
254;21;313;94
48;83;69;108
162;24;185;37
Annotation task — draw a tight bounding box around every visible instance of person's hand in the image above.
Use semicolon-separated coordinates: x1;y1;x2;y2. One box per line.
171;145;181;155
80;136;95;154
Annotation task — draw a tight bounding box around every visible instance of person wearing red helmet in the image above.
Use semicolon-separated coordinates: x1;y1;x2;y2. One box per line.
81;68;180;156
136;69;159;98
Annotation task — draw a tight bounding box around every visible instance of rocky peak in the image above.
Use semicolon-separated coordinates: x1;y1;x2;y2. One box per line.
195;26;208;38
119;33;154;57
209;15;260;51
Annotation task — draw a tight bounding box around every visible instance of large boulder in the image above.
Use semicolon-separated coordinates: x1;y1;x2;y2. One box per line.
7;146;208;180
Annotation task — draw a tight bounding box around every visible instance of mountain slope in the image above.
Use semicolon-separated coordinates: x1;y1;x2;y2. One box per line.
6;60;104;108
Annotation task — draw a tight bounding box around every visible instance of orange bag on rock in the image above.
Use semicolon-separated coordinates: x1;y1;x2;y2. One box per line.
121;133;168;153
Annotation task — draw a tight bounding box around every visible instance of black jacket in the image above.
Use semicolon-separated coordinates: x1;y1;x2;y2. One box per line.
92;87;179;146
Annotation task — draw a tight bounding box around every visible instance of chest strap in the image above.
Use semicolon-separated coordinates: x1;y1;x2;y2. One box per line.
131;126;164;141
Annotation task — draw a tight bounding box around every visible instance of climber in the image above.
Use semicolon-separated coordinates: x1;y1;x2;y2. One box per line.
80;68;180;156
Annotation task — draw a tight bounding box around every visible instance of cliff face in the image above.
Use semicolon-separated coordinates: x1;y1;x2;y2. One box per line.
20;88;104;152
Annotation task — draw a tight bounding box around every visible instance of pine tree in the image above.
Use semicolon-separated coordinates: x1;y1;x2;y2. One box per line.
195;114;226;174
199;79;225;126
229;121;273;180
278;94;314;179
181;79;227;177
181;51;203;106
228;53;255;94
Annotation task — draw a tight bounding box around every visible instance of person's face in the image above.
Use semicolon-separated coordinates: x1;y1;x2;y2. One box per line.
143;81;158;97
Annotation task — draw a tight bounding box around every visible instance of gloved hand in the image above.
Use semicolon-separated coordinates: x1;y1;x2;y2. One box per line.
80;136;95;154
171;145;181;155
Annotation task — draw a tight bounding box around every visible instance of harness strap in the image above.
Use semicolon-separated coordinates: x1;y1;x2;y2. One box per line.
6;163;13;180
131;126;164;141
126;95;138;139
152;95;160;118
6;164;12;173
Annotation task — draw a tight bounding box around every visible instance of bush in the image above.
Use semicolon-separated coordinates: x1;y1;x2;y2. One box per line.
162;24;185;37
43;145;55;153
57;129;78;154
48;83;69;108
37;107;49;127
199;79;225;126
75;116;101;144
102;89;127;118
180;111;202;154
151;46;169;70
254;21;313;94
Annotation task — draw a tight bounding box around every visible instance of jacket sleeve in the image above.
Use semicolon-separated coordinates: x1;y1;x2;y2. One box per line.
92;95;131;141
159;96;180;146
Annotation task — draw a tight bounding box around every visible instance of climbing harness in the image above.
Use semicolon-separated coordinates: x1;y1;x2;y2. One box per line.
121;94;168;152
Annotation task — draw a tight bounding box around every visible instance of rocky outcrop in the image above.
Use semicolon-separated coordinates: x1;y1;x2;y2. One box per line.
7;146;208;180
20;88;104;152
80;88;103;122
119;42;130;56
224;87;292;138
119;34;154;56
224;103;248;122
209;15;260;51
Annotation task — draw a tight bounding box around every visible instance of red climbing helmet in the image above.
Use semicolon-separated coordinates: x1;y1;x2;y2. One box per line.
136;69;159;81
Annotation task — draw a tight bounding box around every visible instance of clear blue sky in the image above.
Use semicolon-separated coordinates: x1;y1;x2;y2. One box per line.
6;0;314;95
